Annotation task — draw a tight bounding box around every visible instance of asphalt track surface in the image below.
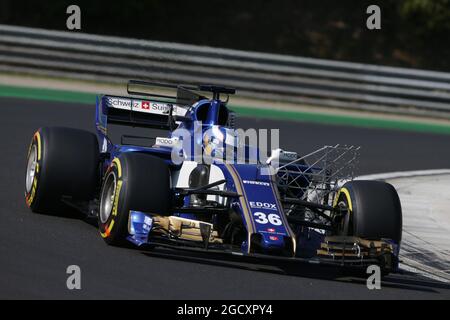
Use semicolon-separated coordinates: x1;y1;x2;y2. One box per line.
1;97;450;299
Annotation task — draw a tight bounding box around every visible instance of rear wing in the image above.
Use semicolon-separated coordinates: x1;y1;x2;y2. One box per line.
96;95;188;132
95;80;236;138
127;80;235;103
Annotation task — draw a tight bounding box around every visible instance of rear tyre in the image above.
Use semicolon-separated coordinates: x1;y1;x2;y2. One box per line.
98;153;172;246
25;127;100;213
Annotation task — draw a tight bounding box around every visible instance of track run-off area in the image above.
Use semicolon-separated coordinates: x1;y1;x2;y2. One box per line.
0;89;449;299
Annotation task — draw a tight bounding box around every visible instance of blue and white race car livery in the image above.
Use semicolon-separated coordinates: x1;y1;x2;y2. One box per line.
24;81;402;274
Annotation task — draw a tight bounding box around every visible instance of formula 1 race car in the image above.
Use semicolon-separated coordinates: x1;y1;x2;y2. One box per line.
24;81;402;274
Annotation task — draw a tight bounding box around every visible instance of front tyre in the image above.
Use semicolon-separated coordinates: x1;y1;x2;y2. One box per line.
98;153;172;246
334;180;402;275
335;180;402;243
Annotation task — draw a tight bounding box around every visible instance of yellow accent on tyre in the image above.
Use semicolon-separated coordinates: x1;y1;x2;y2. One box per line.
35;131;42;161
112;180;122;217
334;187;353;212
101;220;115;238
112;158;122;178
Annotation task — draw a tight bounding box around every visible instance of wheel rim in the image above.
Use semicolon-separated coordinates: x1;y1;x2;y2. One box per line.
25;144;37;193
100;171;117;224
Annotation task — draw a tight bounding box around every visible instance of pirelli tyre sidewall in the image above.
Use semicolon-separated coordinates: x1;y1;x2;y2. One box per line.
25;131;43;210
98;160;123;243
98;153;172;245
25;127;100;213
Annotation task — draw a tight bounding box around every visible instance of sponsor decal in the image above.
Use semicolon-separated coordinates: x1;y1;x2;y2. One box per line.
155;137;179;148
280;150;297;161
151;102;170;113
107;97;182;116
142;101;150;110
253;212;283;226
267;228;275;233
269;236;279;241
107;97;132;110
249;201;277;211
242;180;270;186
260;229;287;236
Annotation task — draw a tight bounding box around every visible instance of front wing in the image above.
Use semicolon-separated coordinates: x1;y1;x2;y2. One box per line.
127;210;400;272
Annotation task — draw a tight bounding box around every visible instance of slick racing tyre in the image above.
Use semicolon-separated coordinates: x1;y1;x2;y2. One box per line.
25;127;100;213
334;180;402;243
98;153;172;246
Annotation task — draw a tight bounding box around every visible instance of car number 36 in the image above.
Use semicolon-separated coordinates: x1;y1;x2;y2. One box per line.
253;212;282;225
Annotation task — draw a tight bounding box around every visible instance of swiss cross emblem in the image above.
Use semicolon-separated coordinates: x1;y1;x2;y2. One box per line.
142;101;150;109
